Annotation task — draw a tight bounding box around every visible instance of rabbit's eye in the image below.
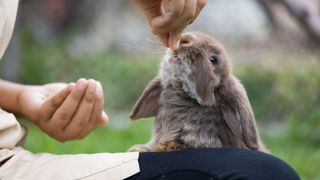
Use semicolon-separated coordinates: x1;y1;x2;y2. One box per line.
209;53;218;64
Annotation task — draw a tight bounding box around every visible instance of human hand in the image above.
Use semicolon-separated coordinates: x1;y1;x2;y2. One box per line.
132;0;206;50
18;79;108;142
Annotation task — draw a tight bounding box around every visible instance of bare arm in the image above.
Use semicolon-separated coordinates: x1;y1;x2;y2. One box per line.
0;79;25;115
0;79;108;142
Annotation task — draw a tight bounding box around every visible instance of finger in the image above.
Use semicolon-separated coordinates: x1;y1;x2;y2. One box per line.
100;111;109;124
79;81;104;138
40;83;73;121
190;0;206;24
63;79;96;137
145;1;163;24
158;33;169;47
163;0;185;20
168;0;203;50
181;0;197;24
166;0;197;49
151;0;185;34
47;79;88;131
168;32;181;50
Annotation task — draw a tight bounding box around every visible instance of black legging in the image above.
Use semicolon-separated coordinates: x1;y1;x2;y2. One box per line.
126;148;300;180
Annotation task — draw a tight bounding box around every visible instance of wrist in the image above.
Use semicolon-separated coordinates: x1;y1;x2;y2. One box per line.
16;84;36;119
16;84;28;116
0;80;26;115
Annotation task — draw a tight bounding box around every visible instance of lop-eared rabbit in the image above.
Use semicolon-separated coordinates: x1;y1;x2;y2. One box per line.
129;32;267;153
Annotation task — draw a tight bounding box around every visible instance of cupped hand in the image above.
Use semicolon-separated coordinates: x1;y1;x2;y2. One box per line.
133;0;206;50
18;79;108;142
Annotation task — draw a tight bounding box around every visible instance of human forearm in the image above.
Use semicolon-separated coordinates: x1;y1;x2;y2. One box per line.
0;79;26;115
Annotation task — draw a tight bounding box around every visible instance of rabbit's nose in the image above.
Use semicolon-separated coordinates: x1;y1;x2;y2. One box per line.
180;34;194;48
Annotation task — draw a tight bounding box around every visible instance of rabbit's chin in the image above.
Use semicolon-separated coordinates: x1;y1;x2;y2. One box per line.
159;52;174;87
159;50;177;85
159;51;208;106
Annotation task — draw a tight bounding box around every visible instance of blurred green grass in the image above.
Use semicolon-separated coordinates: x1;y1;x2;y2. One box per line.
11;31;320;179
21;116;153;154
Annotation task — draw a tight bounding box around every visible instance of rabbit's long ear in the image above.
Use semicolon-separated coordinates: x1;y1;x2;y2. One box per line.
130;76;163;120
191;69;216;106
222;79;259;149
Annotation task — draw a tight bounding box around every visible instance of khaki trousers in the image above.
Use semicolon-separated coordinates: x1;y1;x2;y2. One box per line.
0;110;140;180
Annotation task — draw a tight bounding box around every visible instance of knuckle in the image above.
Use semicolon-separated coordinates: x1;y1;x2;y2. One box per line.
50;98;60;109
151;23;167;34
199;0;207;7
171;11;180;16
77;120;87;128
167;9;181;18
95;94;103;103
167;14;179;23
184;12;195;21
59;111;70;121
85;93;95;103
72;90;84;101
50;133;67;142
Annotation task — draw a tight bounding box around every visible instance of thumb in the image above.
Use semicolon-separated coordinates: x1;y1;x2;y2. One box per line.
100;111;109;125
168;32;181;50
158;34;169;48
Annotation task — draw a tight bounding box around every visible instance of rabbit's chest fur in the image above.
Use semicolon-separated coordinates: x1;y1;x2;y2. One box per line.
154;86;224;148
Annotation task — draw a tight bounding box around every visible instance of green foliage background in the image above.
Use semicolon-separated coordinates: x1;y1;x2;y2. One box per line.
5;31;320;180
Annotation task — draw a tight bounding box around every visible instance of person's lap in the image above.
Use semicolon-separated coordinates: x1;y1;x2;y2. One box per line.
127;148;300;180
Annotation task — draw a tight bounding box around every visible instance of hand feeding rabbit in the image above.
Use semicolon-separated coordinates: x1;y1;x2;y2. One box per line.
128;32;268;153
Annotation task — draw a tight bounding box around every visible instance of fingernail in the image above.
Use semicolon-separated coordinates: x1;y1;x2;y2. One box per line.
174;40;180;50
77;79;87;90
170;41;179;51
100;111;109;125
169;35;180;51
87;79;96;93
96;81;103;93
67;83;75;92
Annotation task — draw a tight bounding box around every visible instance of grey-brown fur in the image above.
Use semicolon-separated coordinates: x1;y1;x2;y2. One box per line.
129;32;267;152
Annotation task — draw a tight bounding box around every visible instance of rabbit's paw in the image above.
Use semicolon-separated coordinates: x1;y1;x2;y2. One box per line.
128;144;151;152
155;141;187;152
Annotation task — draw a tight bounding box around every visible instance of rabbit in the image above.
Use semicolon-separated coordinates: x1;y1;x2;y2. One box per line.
128;32;268;153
